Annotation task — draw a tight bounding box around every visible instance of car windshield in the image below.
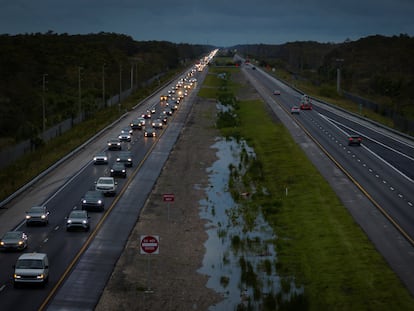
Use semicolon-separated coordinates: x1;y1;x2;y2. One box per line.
99;179;113;184
70;211;86;218
29;206;44;213
85;191;100;198
16;259;43;269
3;232;21;239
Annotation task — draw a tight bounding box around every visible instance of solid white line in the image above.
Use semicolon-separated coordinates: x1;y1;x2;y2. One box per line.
319;113;414;183
322;114;414;162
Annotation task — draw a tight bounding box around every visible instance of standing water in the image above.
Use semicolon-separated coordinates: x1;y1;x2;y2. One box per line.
198;137;303;310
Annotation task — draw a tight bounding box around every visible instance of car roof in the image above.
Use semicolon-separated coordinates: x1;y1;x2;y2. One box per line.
3;231;23;238
69;210;87;216
29;205;46;211
18;252;47;260
113;162;125;166
98;177;114;181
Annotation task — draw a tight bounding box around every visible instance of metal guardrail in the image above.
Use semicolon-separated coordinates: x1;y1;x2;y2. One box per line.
255;65;414;143
0;112;128;209
0;69;188;209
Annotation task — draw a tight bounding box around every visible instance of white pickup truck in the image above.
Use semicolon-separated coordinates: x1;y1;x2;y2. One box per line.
95;176;117;196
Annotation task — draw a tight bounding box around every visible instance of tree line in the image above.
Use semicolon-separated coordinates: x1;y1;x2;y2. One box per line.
0;32;212;148
232;34;414;121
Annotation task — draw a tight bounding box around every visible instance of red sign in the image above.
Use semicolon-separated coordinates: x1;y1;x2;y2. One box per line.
163;193;175;202
140;235;159;254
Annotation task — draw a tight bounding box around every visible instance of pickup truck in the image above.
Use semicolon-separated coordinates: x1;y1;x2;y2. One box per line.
95;177;117;196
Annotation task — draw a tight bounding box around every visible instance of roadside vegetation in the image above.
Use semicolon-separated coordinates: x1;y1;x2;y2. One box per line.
227;35;414;135
0;68;181;202
199;65;414;310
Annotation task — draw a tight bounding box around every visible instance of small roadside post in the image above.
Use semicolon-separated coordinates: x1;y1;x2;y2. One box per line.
140;235;159;293
163;193;175;221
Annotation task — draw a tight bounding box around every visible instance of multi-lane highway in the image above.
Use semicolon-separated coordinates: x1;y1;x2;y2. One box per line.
0;51;214;310
242;63;414;293
1;50;413;309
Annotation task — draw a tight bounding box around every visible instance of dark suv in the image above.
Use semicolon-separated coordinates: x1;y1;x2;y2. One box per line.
116;151;133;167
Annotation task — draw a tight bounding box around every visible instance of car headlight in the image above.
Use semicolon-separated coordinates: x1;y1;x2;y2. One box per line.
110;169;114;172
26;215;31;219
0;241;4;246
82;199;87;204
36;274;45;280
67;219;72;224
93;157;97;161
122;169;126;173
97;200;102;204
82;220;87;224
18;241;23;245
41;215;46;219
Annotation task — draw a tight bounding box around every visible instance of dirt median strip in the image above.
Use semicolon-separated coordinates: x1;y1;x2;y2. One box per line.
95;97;223;311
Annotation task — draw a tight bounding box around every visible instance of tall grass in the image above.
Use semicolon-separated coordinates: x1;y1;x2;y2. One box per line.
206;66;414;310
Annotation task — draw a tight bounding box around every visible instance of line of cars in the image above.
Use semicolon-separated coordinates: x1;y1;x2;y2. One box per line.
3;67;199;289
289;94;363;145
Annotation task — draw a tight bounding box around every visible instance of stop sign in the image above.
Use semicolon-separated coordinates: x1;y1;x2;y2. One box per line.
140;235;159;254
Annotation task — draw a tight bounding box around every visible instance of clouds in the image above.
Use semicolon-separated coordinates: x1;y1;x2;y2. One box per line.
0;0;412;46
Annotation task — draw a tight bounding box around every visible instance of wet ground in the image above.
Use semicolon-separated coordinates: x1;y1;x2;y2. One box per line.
198;137;302;310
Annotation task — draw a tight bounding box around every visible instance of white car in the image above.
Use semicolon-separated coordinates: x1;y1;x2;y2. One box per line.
13;252;49;287
118;133;131;142
95;177;117;196
93;152;108;164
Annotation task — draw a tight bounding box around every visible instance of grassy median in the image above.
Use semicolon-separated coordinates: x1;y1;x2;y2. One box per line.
199;67;414;310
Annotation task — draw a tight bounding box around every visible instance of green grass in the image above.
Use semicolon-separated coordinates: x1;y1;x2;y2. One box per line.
265;67;396;129
239;101;414;309
203;68;414;310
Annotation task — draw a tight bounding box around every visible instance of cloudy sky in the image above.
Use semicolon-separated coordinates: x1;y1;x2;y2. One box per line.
0;0;413;46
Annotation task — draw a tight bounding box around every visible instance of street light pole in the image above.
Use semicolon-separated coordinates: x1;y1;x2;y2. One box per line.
102;64;106;108
42;74;48;133
130;64;133;89
336;58;344;93
78;67;82;120
119;64;122;104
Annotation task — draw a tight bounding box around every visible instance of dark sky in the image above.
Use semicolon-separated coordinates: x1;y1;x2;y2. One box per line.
1;0;413;46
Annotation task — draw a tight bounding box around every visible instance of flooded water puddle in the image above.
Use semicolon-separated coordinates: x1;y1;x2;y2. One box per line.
198;137;303;310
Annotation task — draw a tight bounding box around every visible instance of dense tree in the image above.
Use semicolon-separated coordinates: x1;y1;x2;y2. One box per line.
232;35;414;119
0;33;212;144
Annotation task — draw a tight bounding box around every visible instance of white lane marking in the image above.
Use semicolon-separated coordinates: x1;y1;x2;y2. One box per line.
319;113;414;183
322;114;414;162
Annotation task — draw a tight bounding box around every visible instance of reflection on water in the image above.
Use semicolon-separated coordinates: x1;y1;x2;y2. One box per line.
198;137;303;310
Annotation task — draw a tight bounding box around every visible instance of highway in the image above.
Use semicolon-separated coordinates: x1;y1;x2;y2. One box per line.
1;50;413;309
242;63;414;293
0;57;210;310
